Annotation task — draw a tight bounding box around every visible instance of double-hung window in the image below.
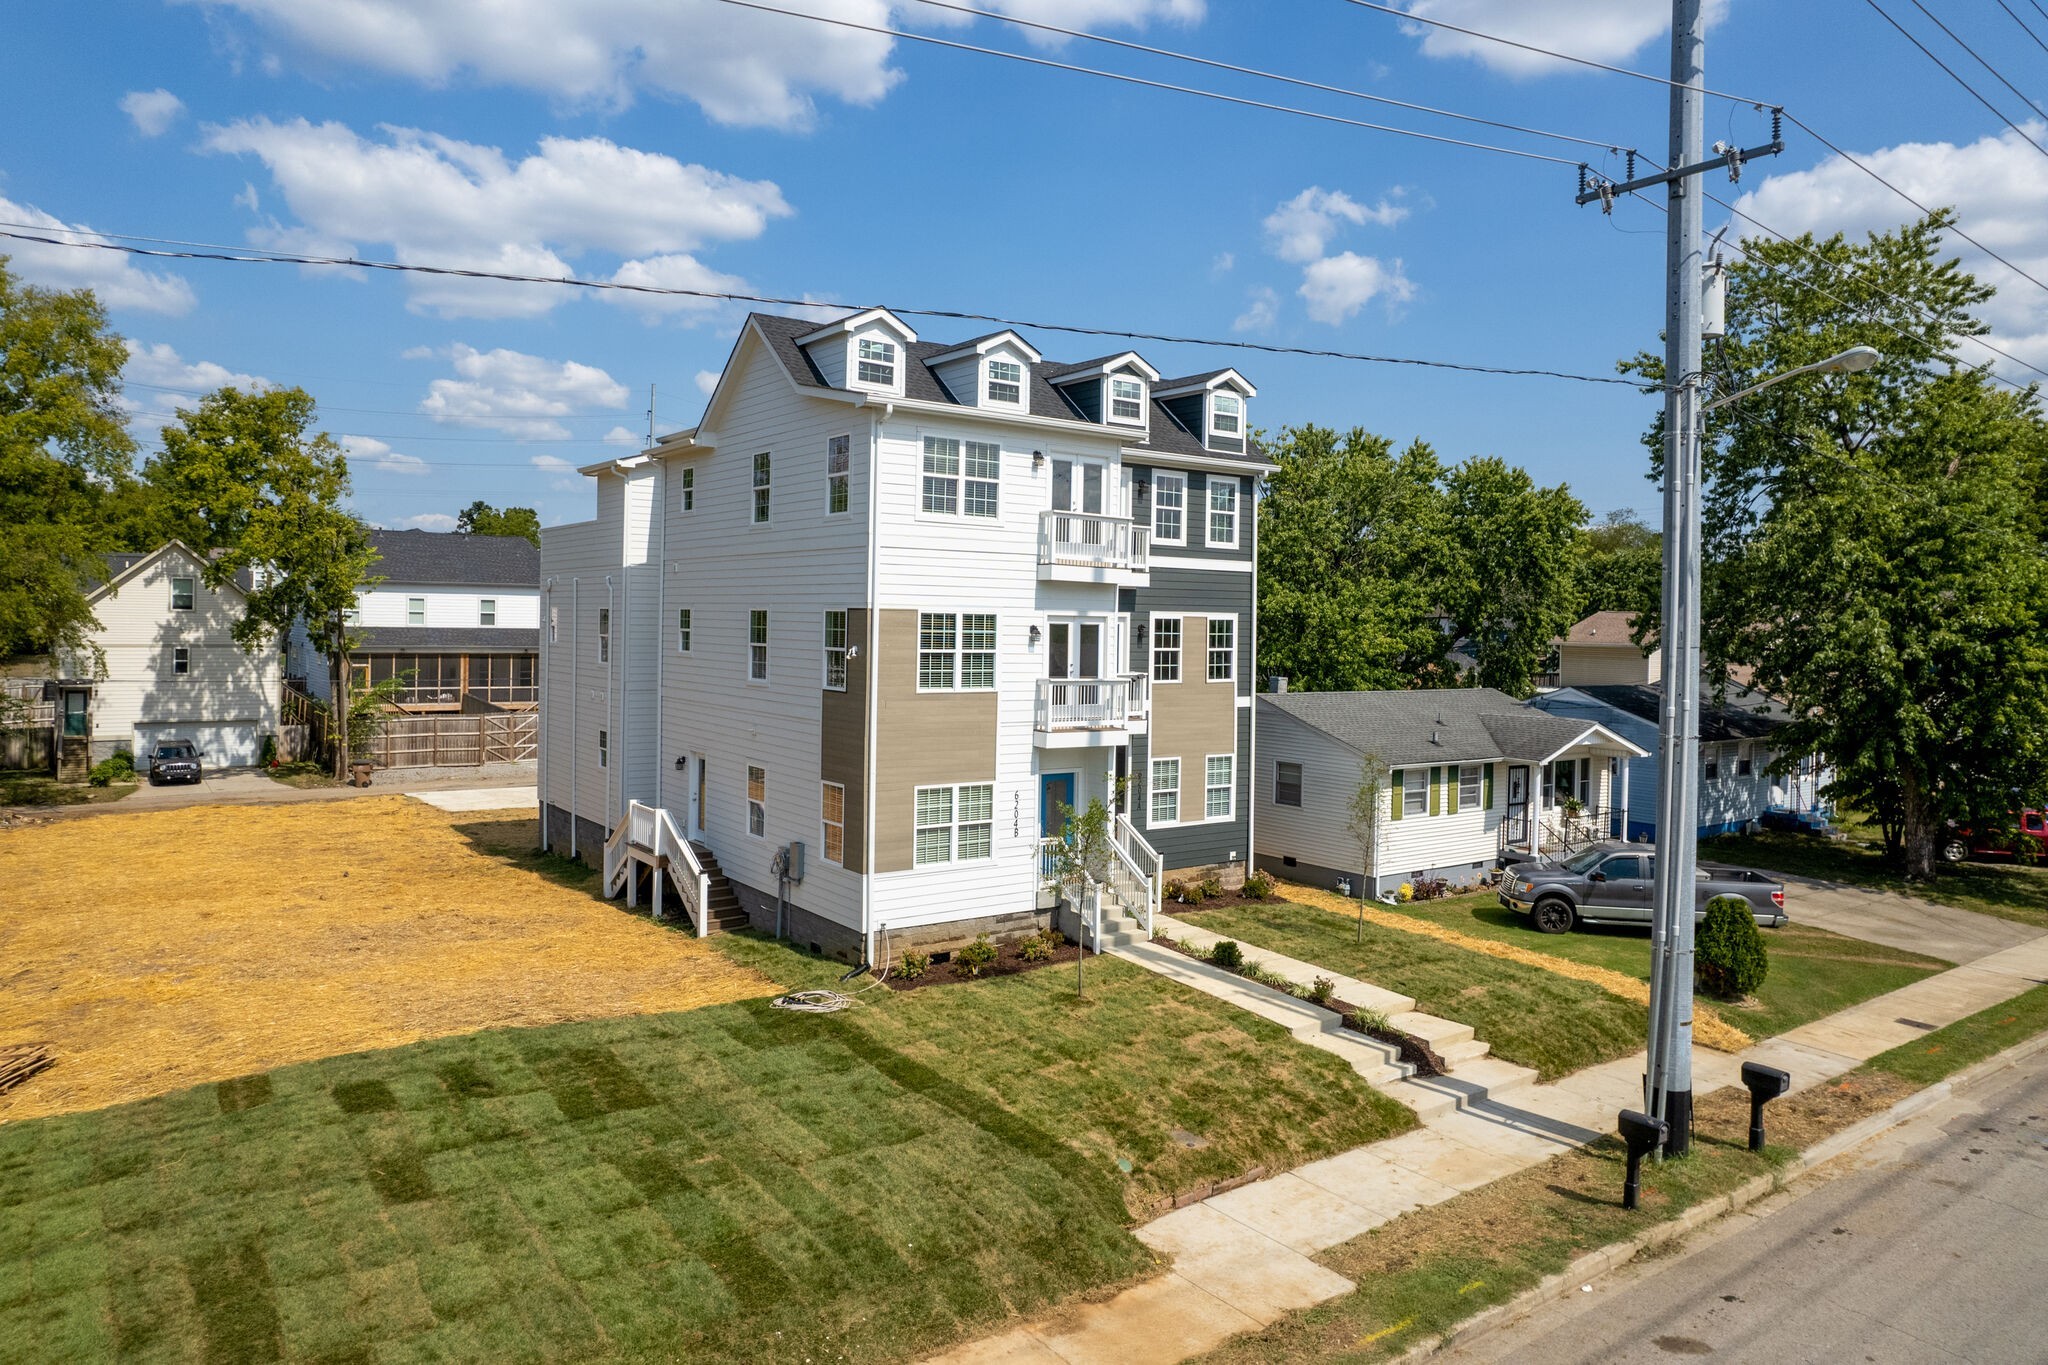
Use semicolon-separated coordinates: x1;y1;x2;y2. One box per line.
1207;618;1235;681
1207;478;1239;547
823;610;848;690
408;597;427;626
1401;768;1428;816
748;610;769;680
987;359;1022;404
747;765;766;836
1150;758;1180;825
821;782;845;864
598;730;609;769
1205;755;1234;819
597;608;610;663
1110;377;1144;422
917;612;995;690
922;436;959;514
1152;472;1185;543
679;467;695;512
170;576;195;611
1152;617;1182;682
913;783;993;865
479;598;496;626
1275;761;1303;807
752;452;772;523
676;608;692;653
858;337;896;386
826;434;850;514
1459;764;1482;810
172;647;190;676
1212;393;1243;444
963;441;999;517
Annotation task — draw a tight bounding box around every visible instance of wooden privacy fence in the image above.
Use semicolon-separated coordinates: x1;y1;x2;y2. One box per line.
360;713;537;769
1;726;55;772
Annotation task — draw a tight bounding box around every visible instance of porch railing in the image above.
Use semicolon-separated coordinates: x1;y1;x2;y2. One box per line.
1501;804;1618;858
1037;511;1149;573
1113;813;1162;935
617;799;712;936
1034;677;1133;733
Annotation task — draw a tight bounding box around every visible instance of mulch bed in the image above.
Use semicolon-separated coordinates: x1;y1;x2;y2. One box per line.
882;939;1084;991
1163;890;1292;913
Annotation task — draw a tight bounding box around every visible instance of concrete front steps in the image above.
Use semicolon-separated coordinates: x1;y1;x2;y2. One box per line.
1149;912;1538;1118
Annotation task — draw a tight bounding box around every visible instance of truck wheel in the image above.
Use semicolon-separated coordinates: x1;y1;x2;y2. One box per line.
1532;898;1576;934
1942;839;1968;864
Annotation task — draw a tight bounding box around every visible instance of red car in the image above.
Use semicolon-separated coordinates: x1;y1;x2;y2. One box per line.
1944;809;2048;863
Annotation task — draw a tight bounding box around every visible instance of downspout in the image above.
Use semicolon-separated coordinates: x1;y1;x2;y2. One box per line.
861;402;889;966
571;577;581;861
655;461;667;815
540;577;553;852
1246;474;1259;884
605;573;615;837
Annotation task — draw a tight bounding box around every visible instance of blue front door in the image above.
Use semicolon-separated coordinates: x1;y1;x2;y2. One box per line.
1040;773;1075;838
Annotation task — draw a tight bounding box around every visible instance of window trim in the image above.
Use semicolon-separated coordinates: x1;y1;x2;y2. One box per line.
676;607;692;654
598;729;609;769
913;781;995;867
407;596;427;627
479;598;496;627
1207;616;1236;683
985;357;1023;406
1274;760;1303;808
821;781;846;865
1151;471;1186;545
751;451;772;524
746;763;766;837
856;335;898;388
1209;391;1245;451
1204;753;1235;821
1108;376;1146;425
747;609;769;683
170;575;196;612
826;433;851;516
679;466;695;513
1151;614;1182;684
823;609;848;691
916;610;996;692
1457;763;1482;811
172;646;190;677
1207;477;1240;548
1149;757;1182;827
1402;768;1428;817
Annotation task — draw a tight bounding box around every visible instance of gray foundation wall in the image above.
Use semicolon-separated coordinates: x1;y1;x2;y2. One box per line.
543;802;610;867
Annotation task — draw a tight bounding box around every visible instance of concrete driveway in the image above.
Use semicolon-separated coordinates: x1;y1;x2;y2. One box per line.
1781;873;2041;965
18;766;536;820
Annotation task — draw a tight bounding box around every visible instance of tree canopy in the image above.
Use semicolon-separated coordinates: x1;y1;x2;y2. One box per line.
456;500;541;546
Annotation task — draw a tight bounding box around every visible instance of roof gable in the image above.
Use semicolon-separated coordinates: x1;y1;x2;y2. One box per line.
86;540;253;605
1260;687;1641;766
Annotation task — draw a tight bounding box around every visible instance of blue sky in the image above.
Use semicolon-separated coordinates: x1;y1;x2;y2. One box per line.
6;1;2045;532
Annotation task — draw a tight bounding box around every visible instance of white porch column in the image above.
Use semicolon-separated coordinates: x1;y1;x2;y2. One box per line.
1619;756;1632;840
1530;776;1543;858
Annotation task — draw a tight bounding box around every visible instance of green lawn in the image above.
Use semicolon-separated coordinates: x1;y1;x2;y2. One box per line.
0;772;132;808
1184;902;1649;1082
0;935;1412;1364
1860;982;2048;1085
1389;892;1950;1042
1702;822;2048;931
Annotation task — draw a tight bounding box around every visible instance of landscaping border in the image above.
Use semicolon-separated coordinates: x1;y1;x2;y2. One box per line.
1392;1025;2048;1362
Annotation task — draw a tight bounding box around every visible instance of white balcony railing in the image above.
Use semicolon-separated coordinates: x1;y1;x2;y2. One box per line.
1034;676;1133;733
1038;511;1149;574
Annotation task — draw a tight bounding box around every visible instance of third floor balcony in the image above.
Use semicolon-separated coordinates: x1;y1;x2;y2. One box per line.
1037;511;1149;586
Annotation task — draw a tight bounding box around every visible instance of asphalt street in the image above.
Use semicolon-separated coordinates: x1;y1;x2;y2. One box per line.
1446;1046;2048;1364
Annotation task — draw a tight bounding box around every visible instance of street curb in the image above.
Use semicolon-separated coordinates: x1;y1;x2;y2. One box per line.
1394;1025;2048;1362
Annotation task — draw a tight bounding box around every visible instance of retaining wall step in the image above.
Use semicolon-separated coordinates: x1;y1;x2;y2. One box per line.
1389;1011;1475;1050
1392;1056;1540;1118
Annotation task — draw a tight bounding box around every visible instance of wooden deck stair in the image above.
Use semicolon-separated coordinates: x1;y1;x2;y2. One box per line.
687;842;752;934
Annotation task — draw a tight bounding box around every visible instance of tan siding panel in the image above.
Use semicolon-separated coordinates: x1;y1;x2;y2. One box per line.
819;607;870;873
872;608;997;873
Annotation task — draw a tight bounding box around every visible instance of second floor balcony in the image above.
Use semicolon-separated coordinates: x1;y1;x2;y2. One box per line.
1034;674;1148;748
1037;511;1149;585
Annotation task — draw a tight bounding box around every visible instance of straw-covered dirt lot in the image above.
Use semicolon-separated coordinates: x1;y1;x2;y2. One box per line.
0;797;777;1123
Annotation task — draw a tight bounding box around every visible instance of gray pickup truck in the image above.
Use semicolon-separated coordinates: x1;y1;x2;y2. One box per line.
1498;842;1787;934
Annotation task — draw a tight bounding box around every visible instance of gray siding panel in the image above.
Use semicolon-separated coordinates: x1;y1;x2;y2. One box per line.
1131;707;1251;876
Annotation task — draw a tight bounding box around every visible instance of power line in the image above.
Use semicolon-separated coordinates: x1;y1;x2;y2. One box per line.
707;0;1585;166
0;224;1650;389
1992;0;2048;59
1864;0;2048;160
898;0;1637;157
1902;0;2046;116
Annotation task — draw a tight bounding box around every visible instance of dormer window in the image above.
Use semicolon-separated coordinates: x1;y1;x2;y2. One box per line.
1213;393;1242;437
987;359;1022;405
1109;377;1145;423
857;337;897;386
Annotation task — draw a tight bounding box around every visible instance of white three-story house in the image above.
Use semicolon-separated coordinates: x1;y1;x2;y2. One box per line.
537;308;1271;962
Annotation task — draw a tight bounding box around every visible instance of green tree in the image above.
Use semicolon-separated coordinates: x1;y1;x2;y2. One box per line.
1438;456;1588;696
456;500;542;546
1256;426;1451;691
1579;508;1660;618
1626;213;2048;879
148;387;382;777
0;258;137;671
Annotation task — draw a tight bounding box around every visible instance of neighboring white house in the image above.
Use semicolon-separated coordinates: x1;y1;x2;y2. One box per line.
1528;682;1796;839
1255;688;1645;898
289;530;540;712
61;541;281;768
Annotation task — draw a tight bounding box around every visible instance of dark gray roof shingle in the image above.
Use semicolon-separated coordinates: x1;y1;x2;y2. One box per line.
1261;688;1620;767
1570;684;1786;741
351;626;539;652
368;530;538;588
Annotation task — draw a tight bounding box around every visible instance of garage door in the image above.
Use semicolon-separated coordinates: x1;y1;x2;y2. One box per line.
134;723;263;770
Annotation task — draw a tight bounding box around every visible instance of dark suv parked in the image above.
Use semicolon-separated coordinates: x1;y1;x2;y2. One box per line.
148;741;203;785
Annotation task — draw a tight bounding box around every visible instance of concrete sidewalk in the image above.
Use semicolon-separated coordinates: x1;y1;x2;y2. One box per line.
925;924;2048;1365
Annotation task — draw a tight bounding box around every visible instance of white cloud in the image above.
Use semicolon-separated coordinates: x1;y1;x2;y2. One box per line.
201;117;789;318
694;369;721;396
1396;0;1724;75
233;182;260;213
0;197;196;315
1734;124;2048;376
531;453;584;489
1232;286;1278;333
121;339;270;399
393;512;459;531
340;435;429;476
1263;187;1409;265
603;426;641;447
119;89;186;137
1299;252;1415;325
1210;251;1235;277
605;252;751;322
419;344;629;439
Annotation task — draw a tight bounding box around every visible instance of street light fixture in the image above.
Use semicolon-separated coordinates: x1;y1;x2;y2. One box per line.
1704;346;1882;413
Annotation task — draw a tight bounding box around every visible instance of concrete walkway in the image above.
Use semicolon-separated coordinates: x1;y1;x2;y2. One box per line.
17;767;535;820
926;925;2048;1365
408;786;537;813
1777;872;2039;964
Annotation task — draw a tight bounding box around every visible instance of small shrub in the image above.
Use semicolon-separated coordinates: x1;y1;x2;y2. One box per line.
1164;879;1187;902
896;949;931;980
1410;876;1450;902
1198;874;1226;899
1018;933;1052;963
1209;939;1244;971
1307;975;1336;1007
1396;882;1414;903
1039;926;1067;949
1242;868;1276;900
1697;895;1770;999
1347;1006;1391;1035
87;754;135;787
1181;881;1209;905
260;734;278;767
956;934;998;978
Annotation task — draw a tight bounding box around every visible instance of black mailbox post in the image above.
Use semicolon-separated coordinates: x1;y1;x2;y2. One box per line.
1618;1109;1667;1210
1741;1061;1792;1152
